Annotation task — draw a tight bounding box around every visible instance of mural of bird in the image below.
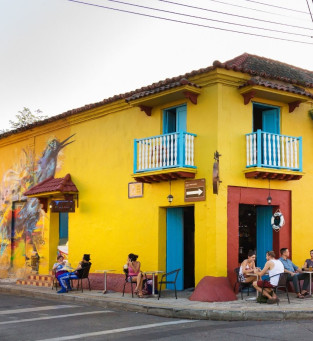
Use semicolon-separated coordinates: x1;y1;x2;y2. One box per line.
0;134;75;269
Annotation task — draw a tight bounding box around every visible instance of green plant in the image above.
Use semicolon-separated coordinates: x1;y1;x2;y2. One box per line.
309;108;313;120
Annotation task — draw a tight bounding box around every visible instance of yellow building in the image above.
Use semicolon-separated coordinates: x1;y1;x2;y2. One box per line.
0;53;312;294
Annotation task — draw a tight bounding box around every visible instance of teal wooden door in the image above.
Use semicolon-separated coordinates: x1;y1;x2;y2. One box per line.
262;108;280;134
166;207;184;290
163;105;187;134
256;206;273;269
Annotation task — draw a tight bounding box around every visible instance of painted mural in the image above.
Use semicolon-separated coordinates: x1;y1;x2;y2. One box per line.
0;135;74;278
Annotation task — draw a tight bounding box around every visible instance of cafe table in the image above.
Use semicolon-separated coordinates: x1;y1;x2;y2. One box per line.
245;271;268;301
143;271;164;296
95;269;116;294
302;270;313;296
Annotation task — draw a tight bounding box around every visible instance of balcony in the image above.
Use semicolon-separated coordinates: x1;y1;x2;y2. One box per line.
245;130;303;180
133;132;197;183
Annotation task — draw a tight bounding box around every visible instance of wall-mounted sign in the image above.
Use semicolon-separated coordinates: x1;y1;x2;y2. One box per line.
185;178;206;202
50;200;75;212
128;182;143;198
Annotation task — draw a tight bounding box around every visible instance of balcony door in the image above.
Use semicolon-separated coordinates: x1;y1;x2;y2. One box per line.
163;104;186;134
253;103;280;134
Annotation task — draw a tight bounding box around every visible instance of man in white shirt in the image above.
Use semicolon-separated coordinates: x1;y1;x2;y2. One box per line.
253;250;284;304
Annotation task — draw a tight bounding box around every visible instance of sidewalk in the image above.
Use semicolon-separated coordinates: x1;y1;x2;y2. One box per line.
1;280;313;321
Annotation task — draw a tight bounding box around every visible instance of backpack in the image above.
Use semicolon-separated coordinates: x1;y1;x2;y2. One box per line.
256;295;268;304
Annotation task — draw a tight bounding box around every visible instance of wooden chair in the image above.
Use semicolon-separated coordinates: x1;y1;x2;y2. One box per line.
51;270;59;290
158;269;181;300
70;263;92;292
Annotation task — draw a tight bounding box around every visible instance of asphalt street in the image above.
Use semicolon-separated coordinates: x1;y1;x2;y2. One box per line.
1;293;313;340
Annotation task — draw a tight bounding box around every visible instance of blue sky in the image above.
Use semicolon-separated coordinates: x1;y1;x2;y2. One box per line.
1;0;312;130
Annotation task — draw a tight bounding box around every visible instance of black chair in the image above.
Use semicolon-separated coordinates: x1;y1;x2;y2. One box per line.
261;272;290;305
158;269;180;300
122;268;137;297
70;263;91;292
234;267;254;300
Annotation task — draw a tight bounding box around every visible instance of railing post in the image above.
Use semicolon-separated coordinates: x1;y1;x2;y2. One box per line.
178;132;184;167
257;129;262;168
299;136;303;172
133;139;138;173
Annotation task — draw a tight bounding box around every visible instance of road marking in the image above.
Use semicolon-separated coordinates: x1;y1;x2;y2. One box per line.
0;305;78;315
0;310;112;325
37;320;198;341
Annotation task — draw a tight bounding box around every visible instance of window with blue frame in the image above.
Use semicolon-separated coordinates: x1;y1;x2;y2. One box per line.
163;104;187;133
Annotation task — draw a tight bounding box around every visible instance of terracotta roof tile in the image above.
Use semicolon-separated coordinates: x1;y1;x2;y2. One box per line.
1;53;312;140
125;78;201;102
24;174;78;196
239;76;313;99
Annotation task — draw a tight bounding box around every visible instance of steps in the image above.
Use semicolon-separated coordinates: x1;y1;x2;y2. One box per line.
16;274;54;288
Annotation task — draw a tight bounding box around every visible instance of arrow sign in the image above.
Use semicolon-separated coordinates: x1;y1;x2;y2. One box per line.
186;188;203;196
185;179;206;202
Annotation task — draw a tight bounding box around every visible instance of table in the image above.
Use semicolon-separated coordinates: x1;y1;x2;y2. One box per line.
144;271;164;295
95;270;115;294
245;272;268;301
302;271;313;295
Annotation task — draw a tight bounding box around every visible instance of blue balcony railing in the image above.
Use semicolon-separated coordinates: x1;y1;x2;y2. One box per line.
246;129;302;171
134;132;197;173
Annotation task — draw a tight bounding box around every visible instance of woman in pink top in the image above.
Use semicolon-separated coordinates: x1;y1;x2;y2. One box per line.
127;253;144;298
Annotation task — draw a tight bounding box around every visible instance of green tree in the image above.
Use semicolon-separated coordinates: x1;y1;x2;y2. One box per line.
9;107;47;129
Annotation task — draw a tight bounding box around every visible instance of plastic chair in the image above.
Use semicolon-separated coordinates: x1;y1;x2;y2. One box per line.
122;268;137;297
261;272;290;305
70;263;91;292
158;269;181;300
234;267;254;300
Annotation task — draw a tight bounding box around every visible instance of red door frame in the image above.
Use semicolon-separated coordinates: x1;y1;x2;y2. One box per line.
227;186;291;287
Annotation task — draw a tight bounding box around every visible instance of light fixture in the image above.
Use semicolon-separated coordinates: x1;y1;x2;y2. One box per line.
267;179;272;205
167;181;173;204
167;194;173;204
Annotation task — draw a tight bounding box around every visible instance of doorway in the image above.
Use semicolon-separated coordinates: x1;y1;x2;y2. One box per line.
239;204;273;269
166;206;195;290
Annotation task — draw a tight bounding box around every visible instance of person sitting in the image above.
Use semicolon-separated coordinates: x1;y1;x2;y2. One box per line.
279;248;310;299
238;250;257;284
57;254;91;294
253;250;284;304
127;253;144;298
52;255;68;279
303;249;313;270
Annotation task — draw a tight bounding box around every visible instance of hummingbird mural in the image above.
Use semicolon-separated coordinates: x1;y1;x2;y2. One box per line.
0;134;75;263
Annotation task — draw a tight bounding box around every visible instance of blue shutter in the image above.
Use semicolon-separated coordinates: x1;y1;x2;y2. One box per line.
256;206;273;269
59;212;68;243
176;105;187;132
166;207;184;290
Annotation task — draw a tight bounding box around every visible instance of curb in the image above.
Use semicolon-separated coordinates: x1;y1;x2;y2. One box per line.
1;285;313;321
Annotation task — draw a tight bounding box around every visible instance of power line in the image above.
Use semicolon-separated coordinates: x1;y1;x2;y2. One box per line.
105;0;312;38
244;0;308;14
306;0;313;23
196;0;311;21
155;0;313;31
67;0;313;45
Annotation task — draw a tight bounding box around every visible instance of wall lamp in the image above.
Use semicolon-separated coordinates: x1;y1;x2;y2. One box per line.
267;179;272;205
167;181;173;204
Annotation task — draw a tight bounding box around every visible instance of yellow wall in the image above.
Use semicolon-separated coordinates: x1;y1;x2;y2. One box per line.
0;67;312;284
